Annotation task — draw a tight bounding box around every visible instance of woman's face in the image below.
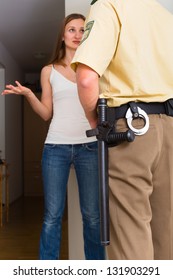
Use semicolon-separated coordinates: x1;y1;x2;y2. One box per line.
63;18;84;50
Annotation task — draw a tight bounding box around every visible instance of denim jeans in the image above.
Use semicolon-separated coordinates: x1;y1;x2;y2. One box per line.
39;141;105;260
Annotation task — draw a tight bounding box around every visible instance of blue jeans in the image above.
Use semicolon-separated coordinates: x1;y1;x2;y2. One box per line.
39;141;105;260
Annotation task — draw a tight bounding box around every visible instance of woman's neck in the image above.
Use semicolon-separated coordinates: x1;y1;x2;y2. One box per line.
54;49;77;83
62;49;75;67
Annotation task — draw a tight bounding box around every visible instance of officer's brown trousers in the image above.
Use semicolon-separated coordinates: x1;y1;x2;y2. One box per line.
107;114;173;260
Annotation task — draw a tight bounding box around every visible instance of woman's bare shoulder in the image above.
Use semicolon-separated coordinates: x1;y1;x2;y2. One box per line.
41;64;53;75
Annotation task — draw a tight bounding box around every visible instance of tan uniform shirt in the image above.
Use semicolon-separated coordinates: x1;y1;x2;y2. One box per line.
71;0;173;107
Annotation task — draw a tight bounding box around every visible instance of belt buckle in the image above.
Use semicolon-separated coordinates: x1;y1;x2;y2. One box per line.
125;107;149;135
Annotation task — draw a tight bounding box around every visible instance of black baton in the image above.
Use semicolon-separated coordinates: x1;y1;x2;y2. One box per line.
97;98;110;246
86;99;135;246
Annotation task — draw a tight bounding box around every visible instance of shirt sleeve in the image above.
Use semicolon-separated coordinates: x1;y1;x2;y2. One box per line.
71;0;120;77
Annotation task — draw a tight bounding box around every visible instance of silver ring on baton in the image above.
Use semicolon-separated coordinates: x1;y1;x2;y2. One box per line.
125;107;149;135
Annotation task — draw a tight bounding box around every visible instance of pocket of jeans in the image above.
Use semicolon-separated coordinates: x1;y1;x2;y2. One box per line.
84;141;98;151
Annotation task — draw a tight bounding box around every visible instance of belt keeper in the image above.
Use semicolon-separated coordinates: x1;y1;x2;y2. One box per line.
129;102;139;118
164;99;173;116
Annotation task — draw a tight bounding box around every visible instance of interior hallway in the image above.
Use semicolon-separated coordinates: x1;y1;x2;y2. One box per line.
0;196;68;260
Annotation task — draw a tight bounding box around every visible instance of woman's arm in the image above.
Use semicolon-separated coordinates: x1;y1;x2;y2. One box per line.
1;65;53;121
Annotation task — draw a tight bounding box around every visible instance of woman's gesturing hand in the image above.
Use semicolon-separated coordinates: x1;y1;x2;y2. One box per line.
1;81;32;97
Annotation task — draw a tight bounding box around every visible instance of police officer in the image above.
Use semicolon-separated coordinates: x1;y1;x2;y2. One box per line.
71;0;173;260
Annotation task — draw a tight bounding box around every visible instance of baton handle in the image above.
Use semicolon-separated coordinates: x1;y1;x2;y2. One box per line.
98;98;110;246
107;129;135;143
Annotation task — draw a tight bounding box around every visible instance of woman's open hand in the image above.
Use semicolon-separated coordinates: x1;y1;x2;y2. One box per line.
1;81;31;97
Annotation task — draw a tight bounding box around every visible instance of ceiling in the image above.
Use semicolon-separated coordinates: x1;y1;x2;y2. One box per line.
0;0;65;73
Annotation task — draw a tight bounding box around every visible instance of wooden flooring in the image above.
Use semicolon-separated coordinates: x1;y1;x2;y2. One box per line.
0;196;68;260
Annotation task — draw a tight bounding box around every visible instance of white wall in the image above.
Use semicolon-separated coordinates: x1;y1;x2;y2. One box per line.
158;0;173;13
65;0;91;260
65;0;91;16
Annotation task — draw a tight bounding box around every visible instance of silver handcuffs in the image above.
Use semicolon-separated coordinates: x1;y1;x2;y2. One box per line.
125;106;149;135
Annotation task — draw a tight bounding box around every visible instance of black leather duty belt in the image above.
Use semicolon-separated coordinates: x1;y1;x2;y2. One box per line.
107;99;173;121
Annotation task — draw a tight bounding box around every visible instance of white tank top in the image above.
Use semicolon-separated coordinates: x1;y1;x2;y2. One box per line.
45;66;96;144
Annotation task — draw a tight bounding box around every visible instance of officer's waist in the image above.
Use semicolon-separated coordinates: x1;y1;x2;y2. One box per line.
107;99;173;120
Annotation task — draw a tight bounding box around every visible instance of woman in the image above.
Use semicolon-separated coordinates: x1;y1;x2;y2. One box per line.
2;13;105;260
